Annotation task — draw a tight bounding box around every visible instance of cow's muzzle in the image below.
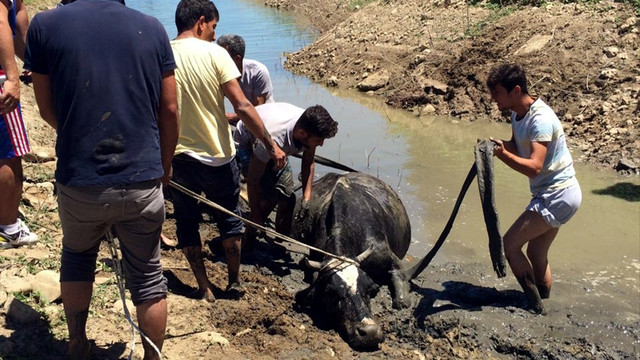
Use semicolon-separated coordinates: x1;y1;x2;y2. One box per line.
346;318;384;350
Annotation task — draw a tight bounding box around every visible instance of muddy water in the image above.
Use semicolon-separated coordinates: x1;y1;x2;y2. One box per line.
129;0;639;331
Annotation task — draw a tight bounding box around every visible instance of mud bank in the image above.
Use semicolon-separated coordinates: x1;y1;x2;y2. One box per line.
270;0;639;174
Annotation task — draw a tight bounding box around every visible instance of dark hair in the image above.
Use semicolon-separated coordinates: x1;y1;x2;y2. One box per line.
296;105;338;139
175;0;219;34
216;34;245;58
486;63;529;94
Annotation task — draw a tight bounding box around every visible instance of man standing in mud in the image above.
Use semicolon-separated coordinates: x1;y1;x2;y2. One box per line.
169;0;285;301
486;63;581;314
24;0;178;359
234;102;338;247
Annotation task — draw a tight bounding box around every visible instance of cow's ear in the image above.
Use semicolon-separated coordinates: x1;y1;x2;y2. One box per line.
295;286;316;307
368;282;380;298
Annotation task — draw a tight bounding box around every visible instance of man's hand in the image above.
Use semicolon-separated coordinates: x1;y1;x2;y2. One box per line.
270;143;286;170
226;112;239;125
489;137;505;158
0;78;19;114
161;166;173;187
295;199;310;221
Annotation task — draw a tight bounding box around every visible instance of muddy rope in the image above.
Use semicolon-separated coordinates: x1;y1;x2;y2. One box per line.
168;180;358;266
405;139;506;280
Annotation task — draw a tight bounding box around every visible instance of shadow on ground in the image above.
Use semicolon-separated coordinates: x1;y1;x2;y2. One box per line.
592;182;640;202
412;280;526;323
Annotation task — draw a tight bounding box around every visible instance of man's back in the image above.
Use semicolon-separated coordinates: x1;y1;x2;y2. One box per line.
24;0;175;186
234;102;304;162
240;59;274;106
170;37;240;163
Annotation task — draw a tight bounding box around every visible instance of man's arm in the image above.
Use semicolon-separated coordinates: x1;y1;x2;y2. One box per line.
12;0;27;60
492;130;547;179
246;154;268;225
221;78;285;169
0;0;19;114
31;73;57;129
157;70;179;186
225;93;267;125
300;147;316;202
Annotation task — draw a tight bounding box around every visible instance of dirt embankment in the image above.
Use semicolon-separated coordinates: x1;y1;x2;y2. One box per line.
268;0;640;174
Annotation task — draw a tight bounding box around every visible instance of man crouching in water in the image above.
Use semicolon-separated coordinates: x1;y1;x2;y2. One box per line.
486;63;582;314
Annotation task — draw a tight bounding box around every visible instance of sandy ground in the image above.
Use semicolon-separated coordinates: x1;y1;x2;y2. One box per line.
0;0;638;359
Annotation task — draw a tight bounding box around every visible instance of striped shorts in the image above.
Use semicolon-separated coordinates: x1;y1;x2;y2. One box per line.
0;83;30;159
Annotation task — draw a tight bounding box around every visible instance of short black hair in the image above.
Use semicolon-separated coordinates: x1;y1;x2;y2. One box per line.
296;105;338;139
217;34;245;58
175;0;219;34
486;63;529;94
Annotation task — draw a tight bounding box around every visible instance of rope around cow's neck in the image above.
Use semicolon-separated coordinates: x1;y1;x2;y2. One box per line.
168;180;358;266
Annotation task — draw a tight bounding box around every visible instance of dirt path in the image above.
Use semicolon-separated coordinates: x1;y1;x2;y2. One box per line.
0;1;638;359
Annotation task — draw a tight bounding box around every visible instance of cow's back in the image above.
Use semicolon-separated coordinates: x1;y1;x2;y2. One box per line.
293;173;411;274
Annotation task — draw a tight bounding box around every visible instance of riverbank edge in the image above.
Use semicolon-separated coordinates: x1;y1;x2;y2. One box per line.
263;0;640;176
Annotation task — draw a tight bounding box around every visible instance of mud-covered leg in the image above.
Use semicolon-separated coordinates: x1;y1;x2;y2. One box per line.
390;269;412;309
515;272;545;314
503;211;553;314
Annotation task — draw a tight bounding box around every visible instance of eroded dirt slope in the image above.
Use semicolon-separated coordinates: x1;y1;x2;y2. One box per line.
275;0;639;173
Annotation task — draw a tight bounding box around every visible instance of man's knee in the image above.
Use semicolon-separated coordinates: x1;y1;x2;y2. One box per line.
222;236;241;255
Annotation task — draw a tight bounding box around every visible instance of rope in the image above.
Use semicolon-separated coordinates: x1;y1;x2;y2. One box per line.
168;180;358;266
105;230;163;360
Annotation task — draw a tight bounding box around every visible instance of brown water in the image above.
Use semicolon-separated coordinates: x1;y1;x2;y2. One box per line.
304;90;640;325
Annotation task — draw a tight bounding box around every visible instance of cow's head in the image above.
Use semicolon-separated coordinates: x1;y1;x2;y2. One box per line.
296;250;383;350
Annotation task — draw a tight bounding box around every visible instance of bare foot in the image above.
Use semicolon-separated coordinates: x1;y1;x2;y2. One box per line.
226;281;246;299
160;233;177;247
191;287;215;302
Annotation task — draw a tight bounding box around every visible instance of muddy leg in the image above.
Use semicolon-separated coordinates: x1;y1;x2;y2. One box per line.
61;282;92;360
137;297;167;360
515;273;545;314
504;211;554;314
526;227;559;299
182;245;215;302
390;270;412;309
275;196;295;237
222;235;243;294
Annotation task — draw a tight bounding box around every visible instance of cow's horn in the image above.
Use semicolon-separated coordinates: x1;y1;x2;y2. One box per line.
355;247;374;263
302;257;323;271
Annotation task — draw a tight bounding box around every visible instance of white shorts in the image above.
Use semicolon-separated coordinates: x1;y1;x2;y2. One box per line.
527;183;582;228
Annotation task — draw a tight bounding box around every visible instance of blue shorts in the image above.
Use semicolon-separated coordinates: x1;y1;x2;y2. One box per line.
0;101;30;159
527;183;582;228
169;154;244;248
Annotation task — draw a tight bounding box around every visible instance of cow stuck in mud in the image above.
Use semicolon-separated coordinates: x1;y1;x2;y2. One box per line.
291;172;414;349
290;145;506;350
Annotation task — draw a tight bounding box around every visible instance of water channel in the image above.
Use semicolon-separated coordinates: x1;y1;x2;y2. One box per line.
128;0;639;312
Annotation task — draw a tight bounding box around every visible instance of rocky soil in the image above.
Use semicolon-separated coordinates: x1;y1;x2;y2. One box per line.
270;0;640;174
0;0;638;359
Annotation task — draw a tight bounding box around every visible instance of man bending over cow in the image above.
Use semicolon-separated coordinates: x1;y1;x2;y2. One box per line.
234;103;338;248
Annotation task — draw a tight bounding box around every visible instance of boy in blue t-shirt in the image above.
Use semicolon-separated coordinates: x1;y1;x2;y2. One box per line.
487;63;581;314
